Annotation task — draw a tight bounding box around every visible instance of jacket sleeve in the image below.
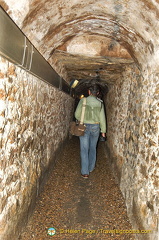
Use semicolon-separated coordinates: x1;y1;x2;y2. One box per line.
75;98;83;121
99;103;106;133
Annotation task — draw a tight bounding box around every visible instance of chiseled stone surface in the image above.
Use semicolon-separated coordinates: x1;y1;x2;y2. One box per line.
106;64;159;240
0;0;159;240
1;0;159;84
0;57;74;240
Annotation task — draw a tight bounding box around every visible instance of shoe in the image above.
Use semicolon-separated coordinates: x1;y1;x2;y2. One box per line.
81;174;89;179
89;168;95;173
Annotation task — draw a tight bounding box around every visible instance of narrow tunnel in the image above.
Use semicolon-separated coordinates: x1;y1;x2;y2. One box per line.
0;1;158;240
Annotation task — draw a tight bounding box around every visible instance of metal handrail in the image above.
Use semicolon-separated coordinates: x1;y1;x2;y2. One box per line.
0;6;71;96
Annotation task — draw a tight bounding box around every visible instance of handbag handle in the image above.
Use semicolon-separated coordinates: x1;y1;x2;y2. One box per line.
80;98;86;124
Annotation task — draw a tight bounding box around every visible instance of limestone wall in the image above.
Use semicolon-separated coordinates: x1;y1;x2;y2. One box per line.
0;57;74;240
106;65;159;240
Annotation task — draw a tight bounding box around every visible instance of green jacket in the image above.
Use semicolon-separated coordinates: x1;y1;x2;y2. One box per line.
75;95;106;133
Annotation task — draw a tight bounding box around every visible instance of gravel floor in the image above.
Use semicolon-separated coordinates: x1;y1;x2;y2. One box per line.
19;137;136;240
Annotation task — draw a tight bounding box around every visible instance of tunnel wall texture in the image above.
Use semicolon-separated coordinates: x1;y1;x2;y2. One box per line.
106;64;159;240
0;56;74;240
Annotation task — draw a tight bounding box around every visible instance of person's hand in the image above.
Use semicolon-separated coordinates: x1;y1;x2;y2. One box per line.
101;133;106;138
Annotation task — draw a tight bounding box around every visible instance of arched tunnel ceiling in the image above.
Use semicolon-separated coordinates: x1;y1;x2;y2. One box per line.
1;0;159;95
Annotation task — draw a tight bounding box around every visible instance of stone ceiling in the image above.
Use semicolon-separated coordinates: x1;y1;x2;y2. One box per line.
1;0;159;94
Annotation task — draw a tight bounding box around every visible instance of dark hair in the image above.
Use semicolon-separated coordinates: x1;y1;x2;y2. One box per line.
89;84;100;96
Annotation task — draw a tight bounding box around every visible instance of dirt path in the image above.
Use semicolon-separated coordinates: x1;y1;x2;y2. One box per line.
20;137;136;240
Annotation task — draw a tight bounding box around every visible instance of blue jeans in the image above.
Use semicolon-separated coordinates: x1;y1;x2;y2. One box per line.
79;124;100;175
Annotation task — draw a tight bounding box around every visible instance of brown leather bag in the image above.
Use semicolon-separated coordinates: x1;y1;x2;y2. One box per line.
69;98;86;136
69;121;86;136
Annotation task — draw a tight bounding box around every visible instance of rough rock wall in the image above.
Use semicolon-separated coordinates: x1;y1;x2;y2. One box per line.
106;64;159;240
0;57;74;240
